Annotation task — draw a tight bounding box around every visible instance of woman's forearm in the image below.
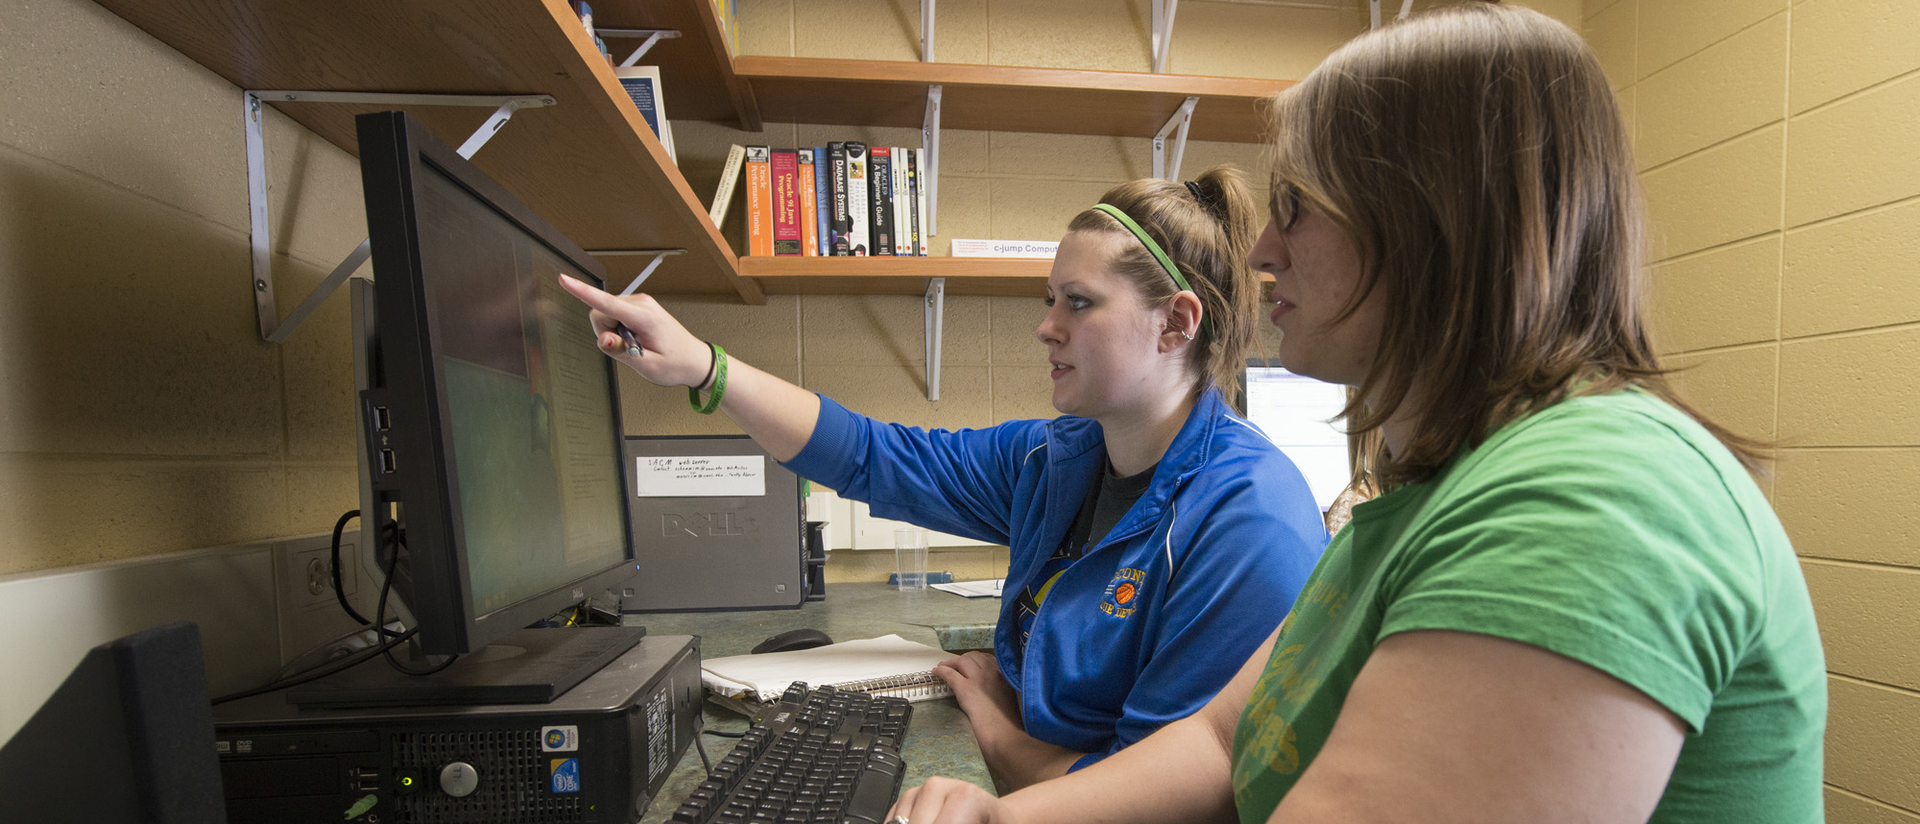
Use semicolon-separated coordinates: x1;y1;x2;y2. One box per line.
708;356;822;462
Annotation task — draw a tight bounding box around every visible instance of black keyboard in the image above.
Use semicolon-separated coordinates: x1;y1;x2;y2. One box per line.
670;682;914;824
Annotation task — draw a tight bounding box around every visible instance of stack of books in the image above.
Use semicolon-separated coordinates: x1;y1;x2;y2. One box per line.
711;143;932;258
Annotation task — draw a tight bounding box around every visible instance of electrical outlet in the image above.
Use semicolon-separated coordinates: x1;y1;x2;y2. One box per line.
273;533;371;667
282;544;355;609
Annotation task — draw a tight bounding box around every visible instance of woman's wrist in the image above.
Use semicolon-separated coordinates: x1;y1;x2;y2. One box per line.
690;342;719;390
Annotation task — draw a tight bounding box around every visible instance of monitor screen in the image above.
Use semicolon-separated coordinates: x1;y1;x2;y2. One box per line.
357;111;637;655
1240;361;1350;511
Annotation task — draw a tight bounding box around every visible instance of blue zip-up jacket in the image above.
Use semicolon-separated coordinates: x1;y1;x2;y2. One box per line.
785;388;1327;770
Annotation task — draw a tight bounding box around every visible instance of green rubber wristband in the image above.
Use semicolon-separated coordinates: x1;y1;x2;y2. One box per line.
688;343;728;414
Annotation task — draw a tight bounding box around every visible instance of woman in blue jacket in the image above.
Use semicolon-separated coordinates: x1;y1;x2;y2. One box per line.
561;165;1327;790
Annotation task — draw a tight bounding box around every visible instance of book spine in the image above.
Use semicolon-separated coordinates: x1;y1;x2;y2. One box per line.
844;143;870;256
903;148;920;257
812;147;831;256
827;143;849;256
709;143;746;227
915;147;930;256
892;147;909;256
771;148;801;256
797;150;820;256
869;147;893;257
744;146;773;257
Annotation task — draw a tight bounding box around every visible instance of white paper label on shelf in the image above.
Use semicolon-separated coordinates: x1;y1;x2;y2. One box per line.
950;239;1058;258
634;455;766;497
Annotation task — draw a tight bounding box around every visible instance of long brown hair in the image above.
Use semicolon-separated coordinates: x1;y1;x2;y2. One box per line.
1068;165;1265;400
1268;3;1767;488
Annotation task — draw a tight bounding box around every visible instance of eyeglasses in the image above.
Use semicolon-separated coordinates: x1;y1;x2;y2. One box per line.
1270;181;1302;233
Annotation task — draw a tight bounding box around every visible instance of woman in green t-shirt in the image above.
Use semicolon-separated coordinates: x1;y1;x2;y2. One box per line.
884;5;1826;824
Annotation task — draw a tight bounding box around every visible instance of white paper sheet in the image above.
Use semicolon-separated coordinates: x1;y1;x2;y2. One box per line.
931;579;1004;598
701;634;957;703
633;455;766;497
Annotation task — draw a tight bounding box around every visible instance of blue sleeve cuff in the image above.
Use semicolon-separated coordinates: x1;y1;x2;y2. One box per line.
780;394;864;492
1067;748;1113;773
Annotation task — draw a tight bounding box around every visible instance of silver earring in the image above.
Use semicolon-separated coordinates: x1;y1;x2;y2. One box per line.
1180;331;1194;341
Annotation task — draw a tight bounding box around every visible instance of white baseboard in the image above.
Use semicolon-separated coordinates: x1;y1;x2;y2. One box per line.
0;531;372;744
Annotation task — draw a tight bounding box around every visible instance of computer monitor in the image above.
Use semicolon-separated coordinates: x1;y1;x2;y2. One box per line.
300;111;643;706
0;622;226;823
1239;359;1351;511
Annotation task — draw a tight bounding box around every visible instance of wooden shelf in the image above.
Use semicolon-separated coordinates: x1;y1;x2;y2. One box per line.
743;257;1053;297
93;0;762;303
736;57;1294;144
95;0;1293;302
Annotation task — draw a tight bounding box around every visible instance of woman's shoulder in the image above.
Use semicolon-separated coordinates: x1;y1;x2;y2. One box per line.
1447;389;1771;534
1487;389;1732;466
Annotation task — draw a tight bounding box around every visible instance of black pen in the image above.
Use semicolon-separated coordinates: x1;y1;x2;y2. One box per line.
614;276;644;359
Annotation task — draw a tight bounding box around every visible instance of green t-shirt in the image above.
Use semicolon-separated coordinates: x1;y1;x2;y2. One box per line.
1230;391;1825;823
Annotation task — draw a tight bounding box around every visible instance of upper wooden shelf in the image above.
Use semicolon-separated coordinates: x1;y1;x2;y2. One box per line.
95;0;1296;303
93;0;762;303
743;256;1053;297
736;57;1294;144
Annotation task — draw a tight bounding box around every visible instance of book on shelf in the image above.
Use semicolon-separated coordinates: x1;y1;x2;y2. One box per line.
709;143;746;228
771;149;802;256
812;147;831;256
744;145;773;257
869;147;894;256
828;143;850;256
573;1;610;62
914;147;931;256
710;0;739;57
613;66;674;162
892;146;911;256
700;634;956;712
844;142;870;256
904;148;922;257
797;149;820;257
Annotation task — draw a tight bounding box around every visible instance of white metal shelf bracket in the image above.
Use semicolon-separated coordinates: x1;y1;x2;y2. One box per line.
583;248;688;293
598;28;683;68
924;278;946;401
921;0;936;62
1152;96;1199;181
923;85;943;235
245;90;555;343
1151;0;1181;73
1368;0;1413;29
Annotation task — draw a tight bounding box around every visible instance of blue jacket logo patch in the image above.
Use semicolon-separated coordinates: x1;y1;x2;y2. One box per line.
1101;568;1147;618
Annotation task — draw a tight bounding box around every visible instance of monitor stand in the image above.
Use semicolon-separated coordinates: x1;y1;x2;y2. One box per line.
285;625;646;709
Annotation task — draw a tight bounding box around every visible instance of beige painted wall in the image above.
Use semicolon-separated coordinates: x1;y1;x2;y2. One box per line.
0;0;366;575
1584;0;1920;821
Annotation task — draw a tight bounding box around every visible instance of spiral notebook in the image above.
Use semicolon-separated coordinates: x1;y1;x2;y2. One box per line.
700;634;956;706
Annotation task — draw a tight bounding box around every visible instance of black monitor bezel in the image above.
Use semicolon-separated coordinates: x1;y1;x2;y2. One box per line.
356;110;638;656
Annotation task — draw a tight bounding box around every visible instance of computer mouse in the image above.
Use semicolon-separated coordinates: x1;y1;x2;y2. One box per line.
752;628;833;654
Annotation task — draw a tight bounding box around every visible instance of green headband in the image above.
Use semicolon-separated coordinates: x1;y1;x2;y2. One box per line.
1091;203;1207;337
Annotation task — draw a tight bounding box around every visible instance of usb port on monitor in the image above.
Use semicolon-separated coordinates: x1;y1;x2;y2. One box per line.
378;449;397;473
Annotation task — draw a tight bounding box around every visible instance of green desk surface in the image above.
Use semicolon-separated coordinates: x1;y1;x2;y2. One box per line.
629;582;1004;822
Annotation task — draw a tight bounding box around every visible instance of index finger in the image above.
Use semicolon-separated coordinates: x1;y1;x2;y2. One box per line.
557;273;626;314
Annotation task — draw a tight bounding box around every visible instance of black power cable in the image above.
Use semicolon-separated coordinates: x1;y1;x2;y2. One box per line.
329;509;375;626
211;626;418;705
211;509;454;704
372;520;460;677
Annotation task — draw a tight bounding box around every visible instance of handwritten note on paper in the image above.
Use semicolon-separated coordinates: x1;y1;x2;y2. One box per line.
634;455;767;498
